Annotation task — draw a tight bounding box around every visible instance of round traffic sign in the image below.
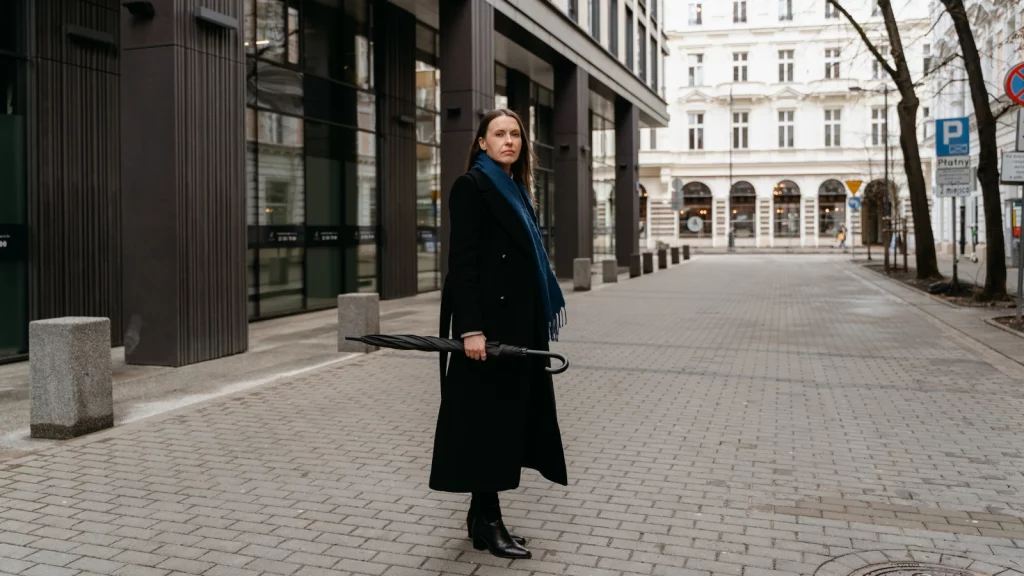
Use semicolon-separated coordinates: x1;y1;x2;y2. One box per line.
1005;63;1024;106
848;197;862;211
686;216;703;232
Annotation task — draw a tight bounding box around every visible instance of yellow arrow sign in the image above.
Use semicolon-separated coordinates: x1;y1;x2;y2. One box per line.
845;180;863;195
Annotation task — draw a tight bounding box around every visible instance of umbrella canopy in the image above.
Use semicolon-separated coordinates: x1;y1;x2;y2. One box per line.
345;334;569;375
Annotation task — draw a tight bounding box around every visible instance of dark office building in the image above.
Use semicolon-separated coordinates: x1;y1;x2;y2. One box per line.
0;0;668;366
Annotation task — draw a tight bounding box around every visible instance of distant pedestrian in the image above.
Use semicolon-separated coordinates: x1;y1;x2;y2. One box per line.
836;224;847;249
432;109;569;560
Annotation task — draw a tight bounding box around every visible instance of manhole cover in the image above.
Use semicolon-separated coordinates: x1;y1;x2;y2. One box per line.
849;563;992;576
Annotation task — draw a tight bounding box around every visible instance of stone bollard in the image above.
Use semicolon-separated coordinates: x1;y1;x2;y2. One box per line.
602;259;618;283
658;248;667;269
683;245;691;260
629;253;642;278
670;246;680;264
30;317;113;439
338;293;380;353
642;252;654;274
573;258;592;291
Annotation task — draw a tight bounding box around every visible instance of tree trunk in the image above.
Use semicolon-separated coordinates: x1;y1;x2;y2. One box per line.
878;0;940;278
941;0;1007;299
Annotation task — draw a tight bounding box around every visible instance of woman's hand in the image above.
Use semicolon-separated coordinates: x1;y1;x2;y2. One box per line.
464;334;487;361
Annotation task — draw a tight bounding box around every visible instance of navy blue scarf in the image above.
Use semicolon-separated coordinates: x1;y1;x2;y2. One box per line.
473;154;566;341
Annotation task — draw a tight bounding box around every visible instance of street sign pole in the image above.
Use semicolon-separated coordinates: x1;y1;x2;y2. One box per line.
936;118;971;294
1003;64;1024;318
1019;185;1024;324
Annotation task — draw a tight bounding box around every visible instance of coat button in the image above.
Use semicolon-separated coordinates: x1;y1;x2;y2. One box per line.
501;253;507;259
500;296;505;300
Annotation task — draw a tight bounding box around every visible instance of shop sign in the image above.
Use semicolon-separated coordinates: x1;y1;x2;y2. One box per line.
0;224;27;262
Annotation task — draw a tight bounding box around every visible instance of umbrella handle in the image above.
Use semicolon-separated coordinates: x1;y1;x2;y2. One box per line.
524;350;570;375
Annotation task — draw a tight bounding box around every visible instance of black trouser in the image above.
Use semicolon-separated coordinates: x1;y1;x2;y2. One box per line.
470;491;501;522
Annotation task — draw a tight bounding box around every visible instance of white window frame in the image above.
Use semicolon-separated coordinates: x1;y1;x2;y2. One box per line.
825;48;841;79
733;0;747;23
825;109;841;147
733;52;748;82
688;113;705;150
688;54;704;86
778;50;794;82
689;2;702;25
778;110;795;148
732;111;749;149
871;106;888;146
778;0;792;21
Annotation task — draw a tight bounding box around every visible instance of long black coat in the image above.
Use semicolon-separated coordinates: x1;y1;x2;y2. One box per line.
429;168;568;493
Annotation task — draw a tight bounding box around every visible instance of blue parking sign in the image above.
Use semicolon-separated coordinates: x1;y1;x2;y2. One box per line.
936;118;970;156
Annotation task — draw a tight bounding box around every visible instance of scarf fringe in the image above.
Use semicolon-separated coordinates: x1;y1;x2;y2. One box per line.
548;306;567;342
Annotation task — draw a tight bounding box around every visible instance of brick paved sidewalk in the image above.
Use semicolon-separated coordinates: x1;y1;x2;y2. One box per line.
2;255;1024;576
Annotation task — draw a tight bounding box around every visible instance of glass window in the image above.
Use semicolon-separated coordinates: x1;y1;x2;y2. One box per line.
638;23;647;82
626;7;634;70
778;110;794;148
818;180;847;238
825;48;841;79
590;96;616;262
689;3;702;25
688;113;704;150
688;54;704;87
778;50;794;82
779;0;792;21
609;0;619;57
733;52;748;82
730;182;756;239
0;55;27;359
679;182;712;238
0;0;23;54
734;1;747;23
825;109;841;147
732;112;748;149
773;181;801;239
416;34;441;294
302;0;371;88
254;0;301;65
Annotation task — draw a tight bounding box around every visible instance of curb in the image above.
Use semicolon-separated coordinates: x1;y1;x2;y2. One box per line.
984;316;1024;340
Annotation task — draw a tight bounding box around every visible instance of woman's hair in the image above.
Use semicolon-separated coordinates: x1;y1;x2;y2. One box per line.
466;108;537;199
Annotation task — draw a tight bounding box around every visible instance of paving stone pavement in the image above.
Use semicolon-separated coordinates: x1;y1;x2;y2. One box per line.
2;255;1024;576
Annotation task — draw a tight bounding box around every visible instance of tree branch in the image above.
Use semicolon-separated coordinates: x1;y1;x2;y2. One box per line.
827;0;899;79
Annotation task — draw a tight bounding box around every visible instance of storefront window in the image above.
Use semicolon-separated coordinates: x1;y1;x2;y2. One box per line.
590;92;615;261
246;0;377;319
679;182;712;238
730;182;756;239
416;24;441;293
818;179;846;238
773;180;801;239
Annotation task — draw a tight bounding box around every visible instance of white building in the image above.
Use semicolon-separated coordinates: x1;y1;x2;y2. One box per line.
641;0;934;249
927;0;1022;258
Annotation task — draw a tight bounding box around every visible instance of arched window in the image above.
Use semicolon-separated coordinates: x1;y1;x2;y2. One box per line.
679;182;712;238
818;180;846;238
773;180;800;239
729;181;756;238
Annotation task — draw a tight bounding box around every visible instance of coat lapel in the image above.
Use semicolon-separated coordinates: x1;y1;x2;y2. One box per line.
473;169;534;254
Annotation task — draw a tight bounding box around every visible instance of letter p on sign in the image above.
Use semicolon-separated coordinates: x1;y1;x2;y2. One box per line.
936;117;970;156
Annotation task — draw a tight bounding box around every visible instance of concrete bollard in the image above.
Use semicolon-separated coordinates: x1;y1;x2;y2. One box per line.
658;248;667;269
573;258;592;291
29;317;113;439
670;246;680;264
602;259;618;283
683;245;691;260
629;253;642;278
642;252;654;274
338;293;380;353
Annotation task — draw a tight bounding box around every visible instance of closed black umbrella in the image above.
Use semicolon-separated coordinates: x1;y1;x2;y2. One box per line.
344;334;569;375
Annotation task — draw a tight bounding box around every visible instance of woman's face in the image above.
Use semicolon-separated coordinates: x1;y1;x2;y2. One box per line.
479;115;522;170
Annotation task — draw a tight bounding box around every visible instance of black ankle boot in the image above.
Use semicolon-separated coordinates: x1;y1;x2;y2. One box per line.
467;510;526;545
471;513;531;559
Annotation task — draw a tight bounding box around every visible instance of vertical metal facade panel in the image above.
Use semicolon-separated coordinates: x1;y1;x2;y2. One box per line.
121;0;246;366
553;63;590;278
27;0;123;346
377;3;418;300
439;0;494;277
614;97;639;266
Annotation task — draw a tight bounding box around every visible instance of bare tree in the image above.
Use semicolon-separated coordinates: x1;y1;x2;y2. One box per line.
938;0;1007;300
827;0;941;278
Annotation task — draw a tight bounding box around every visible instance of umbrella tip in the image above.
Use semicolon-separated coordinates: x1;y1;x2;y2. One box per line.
344;336;362;342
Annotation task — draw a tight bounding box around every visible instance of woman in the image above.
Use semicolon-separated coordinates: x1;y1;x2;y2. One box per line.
430;109;568;560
